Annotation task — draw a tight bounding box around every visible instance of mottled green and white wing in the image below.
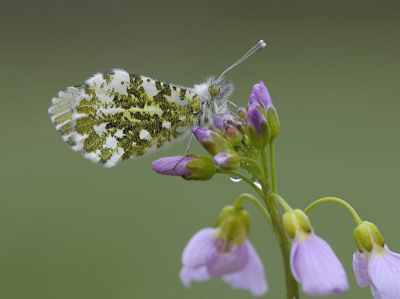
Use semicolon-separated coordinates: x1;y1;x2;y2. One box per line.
49;69;201;167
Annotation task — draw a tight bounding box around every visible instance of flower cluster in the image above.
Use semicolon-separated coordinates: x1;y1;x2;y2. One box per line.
151;81;400;298
152;81;279;180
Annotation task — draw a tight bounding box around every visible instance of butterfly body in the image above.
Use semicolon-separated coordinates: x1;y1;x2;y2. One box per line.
49;69;231;167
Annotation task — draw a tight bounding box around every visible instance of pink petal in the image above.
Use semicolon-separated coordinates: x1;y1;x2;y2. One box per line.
353;250;371;287
181;228;217;268
179;266;210;288
371;286;382;299
222;240;268;297
207;241;249;277
290;233;349;296
368;245;400;299
151;156;191;176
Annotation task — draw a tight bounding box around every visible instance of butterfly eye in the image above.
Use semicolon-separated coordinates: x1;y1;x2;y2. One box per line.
209;85;220;97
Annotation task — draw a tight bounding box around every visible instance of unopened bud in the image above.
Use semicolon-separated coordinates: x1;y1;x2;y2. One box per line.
215;205;250;245
184;155;217;181
192;126;234;156
283;209;313;239
354;221;385;253
235;121;245;133
213;150;240;171
237;107;247;119
152;154;216;181
223;122;243;146
246;106;271;149
267;108;280;138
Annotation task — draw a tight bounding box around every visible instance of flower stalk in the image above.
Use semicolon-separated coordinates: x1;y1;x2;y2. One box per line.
260;145;300;299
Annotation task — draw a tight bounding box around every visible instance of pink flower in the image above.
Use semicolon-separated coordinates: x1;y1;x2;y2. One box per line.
283;209;349;296
290;232;349;296
180;228;267;297
353;245;400;298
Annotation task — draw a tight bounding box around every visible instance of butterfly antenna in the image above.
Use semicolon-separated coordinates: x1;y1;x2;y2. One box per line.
218;40;266;80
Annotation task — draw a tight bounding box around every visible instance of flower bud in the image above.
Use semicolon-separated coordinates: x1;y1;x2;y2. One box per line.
247;81;273;110
243;134;251;146
235;121;245;133
267;108;280;138
354;221;385;254
246;106;271;149
215;205;250;245
237;107;247;119
192;126;234;156
185;155;217;181
223;122;243;146
247;81;280;138
213;116;225;131
213;150;240;171
283;209;313;239
213;115;236;131
151;154;216;181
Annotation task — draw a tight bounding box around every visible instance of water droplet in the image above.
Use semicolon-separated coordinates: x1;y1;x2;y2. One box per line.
253;179;262;190
229;175;242;183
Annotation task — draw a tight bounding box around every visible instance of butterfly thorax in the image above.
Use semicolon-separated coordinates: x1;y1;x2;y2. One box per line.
192;76;233;128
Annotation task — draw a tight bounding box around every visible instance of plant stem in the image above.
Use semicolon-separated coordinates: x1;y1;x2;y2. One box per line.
270;138;278;193
261;147;271;190
269;193;293;212
240;157;265;180
262;141;299;299
304;197;363;225
233;193;272;226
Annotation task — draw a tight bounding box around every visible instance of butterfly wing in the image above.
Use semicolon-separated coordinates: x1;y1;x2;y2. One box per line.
49;69;201;167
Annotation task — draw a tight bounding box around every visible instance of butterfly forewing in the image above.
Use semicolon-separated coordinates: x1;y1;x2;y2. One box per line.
49;69;201;167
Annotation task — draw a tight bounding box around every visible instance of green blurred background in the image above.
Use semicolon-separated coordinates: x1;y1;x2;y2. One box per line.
1;0;399;298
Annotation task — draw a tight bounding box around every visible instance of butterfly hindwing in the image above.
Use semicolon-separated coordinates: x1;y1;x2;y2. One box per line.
49;69;201;167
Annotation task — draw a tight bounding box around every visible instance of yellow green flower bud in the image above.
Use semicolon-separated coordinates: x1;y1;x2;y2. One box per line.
354;221;385;254
283;209;313;240
215;206;250;245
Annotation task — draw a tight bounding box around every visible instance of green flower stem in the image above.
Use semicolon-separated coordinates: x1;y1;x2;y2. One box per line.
215;168;264;199
255;149;262;160
260;147;271;190
239;145;254;158
304;197;363;225
269;193;293;212
240;162;270;193
240;157;264;179
269;138;277;193
261;141;299;299
233;193;272;226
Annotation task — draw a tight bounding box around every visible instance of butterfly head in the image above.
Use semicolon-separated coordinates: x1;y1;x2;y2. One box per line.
209;76;234;104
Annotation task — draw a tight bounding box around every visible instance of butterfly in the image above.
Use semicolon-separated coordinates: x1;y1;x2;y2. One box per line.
48;40;266;168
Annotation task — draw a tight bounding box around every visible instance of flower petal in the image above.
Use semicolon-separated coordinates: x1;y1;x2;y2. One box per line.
222;240;268;297
181;228;217;268
368;245;400;299
179;266;210;288
246;106;266;135
247;81;274;110
207;241;249;277
151;156;191;176
290;233;349;296
213;116;225;130
353;250;371;287
371;286;382;299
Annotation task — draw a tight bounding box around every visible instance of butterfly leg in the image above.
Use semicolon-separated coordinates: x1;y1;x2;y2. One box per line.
228;100;239;108
173;133;194;170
